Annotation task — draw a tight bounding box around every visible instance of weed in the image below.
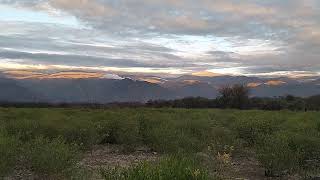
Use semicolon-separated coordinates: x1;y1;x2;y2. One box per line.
100;156;211;180
25;136;80;178
0;131;20;177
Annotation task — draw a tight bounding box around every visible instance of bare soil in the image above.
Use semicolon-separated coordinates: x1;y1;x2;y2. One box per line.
80;144;159;170
7;145;302;180
227;151;300;180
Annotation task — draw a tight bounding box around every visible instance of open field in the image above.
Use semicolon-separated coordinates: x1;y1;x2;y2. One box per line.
1;108;320;179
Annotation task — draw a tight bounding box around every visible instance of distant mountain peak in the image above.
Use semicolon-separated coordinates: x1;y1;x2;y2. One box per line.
0;70;319;102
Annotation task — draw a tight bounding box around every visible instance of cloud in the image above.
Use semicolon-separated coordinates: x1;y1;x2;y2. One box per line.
0;0;319;77
50;0;115;17
203;0;276;17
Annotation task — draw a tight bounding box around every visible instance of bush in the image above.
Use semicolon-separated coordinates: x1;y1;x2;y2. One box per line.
256;133;297;177
95;115;142;152
25;137;80;178
230;113;280;146
1;108;319;178
135;112;214;153
3;109;100;149
100;156;211;180
256;132;320;177
0;132;20;177
4;118;41;141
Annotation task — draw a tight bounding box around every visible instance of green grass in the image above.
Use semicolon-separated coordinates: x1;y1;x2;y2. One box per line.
0;131;20;177
25;136;80;178
100;156;212;180
0;108;319;179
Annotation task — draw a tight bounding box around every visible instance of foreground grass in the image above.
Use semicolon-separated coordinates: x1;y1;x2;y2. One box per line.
100;156;212;180
0;108;319;179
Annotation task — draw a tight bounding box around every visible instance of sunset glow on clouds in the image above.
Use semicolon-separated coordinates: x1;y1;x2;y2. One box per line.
0;0;319;77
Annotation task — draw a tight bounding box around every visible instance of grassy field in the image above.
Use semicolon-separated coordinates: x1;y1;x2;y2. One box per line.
0;108;320;179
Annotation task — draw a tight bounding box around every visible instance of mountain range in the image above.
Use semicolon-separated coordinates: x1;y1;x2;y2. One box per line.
0;70;319;103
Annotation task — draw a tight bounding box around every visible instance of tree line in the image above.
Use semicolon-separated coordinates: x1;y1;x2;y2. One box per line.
146;85;320;111
0;84;319;111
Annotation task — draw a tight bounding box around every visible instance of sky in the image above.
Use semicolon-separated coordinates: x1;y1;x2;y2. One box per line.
0;0;319;77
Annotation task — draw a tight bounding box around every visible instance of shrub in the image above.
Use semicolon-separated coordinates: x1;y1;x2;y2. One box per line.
95;116;142;151
58;123;99;149
100;156;211;180
136;113;213;153
3;109;100;149
25;137;80;178
0;132;20;177
4;118;41;141
255;132;320;177
231;113;281;146
287;134;320;175
1;107;319;179
256;133;297;177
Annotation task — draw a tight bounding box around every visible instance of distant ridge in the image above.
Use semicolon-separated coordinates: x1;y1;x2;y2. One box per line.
0;71;319;103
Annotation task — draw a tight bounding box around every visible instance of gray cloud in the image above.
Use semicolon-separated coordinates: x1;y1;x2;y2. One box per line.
0;49;151;67
0;0;319;76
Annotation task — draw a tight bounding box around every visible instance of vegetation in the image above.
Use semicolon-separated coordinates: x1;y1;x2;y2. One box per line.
101;156;211;180
0;85;318;111
0;131;20;177
217;84;250;109
25;137;80;177
0;108;319;179
147;85;319;111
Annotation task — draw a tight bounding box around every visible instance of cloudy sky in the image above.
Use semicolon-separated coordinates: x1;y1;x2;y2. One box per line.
0;0;319;77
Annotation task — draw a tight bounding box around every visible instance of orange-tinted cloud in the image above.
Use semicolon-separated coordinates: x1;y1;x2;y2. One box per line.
4;70;105;79
247;82;262;88
192;71;222;77
50;0;115;17
265;80;286;86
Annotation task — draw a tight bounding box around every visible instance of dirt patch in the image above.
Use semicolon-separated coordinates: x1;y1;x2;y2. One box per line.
7;145;303;180
80;144;160;171
229;153;266;180
5;168;36;180
227;151;300;180
6;144;159;180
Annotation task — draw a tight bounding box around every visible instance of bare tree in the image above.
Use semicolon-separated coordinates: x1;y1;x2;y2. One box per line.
218;84;250;109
